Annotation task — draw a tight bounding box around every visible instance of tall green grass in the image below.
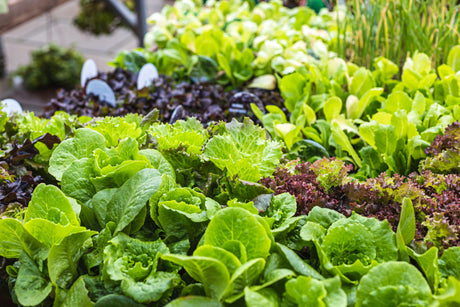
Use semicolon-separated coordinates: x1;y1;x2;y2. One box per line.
336;0;460;71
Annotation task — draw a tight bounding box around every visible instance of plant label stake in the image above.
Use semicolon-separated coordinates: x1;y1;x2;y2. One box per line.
1;98;23;116
81;59;98;87
86;79;116;107
137;63;159;90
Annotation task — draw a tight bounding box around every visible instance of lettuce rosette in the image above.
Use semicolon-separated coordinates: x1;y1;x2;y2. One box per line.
300;207;398;283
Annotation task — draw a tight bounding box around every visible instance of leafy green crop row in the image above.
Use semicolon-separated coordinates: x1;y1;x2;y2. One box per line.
254;48;460;178
111;0;459;179
0;115;459;306
111;0;334;86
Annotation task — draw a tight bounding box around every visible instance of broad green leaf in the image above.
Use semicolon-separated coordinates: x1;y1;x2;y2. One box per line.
61;158;97;203
407;247;439;293
250;103;265;123
374;125;397;156
139;149;176;180
384;91;412;113
24;184;79;226
305;207;345;229
322;223;376;266
303;104;317;125
343;213;398;262
106;168;162;234
279;72;306;112
348;88;383;119
62;277;94;307
372;112;392;124
265;105;287;123
223;258;266;302
324;96;342;122
49;128;106;181
204;207;271;260
157;200;208;241
149;174;177;226
91;160;151;192
438;64;456;79
356;262;432;307
275;123;301;150
94;294;144;307
331;121;362;167
24;218;86;248
397;198;415;245
48;230;96;289
359;121;378;149
88;116;142;147
277;243;323;279
402;69;422;90
194;245;242;275
165;296;223;307
447;45;460;72
244;288;279;307
286;276;347;307
0;218;47;261
162;254;229;300
349;68;375;98
15;252;52;307
391;110;408;139
284;276;346;307
265;193;297;228
93;188;118;229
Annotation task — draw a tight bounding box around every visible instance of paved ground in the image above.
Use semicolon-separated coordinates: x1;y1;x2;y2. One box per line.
0;0;172;113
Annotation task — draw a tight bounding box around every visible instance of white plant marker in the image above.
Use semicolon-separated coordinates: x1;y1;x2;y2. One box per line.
86;80;116;107
1;99;23;116
81;59;98;88
137;63;159;90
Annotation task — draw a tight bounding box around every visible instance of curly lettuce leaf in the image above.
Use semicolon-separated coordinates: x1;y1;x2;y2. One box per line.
103;233;180;303
204;118;282;182
152;187;221;244
88;116;143;147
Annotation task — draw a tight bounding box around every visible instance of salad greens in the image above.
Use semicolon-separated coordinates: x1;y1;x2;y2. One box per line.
0;114;459;306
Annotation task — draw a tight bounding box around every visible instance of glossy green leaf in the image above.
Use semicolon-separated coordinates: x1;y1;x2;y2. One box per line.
204;207;271;261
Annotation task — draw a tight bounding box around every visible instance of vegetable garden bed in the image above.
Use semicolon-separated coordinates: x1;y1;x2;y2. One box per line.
0;0;459;306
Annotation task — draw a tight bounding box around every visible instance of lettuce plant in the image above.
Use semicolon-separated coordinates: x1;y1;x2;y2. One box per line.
356;262;433;307
301;207;398;283
150;187;221;246
162;207;272;303
282;276;347;307
0;184;96;306
103;233;181;303
204;118;283;182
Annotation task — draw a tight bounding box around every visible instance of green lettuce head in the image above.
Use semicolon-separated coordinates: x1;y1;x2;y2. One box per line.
301;207;398;283
103;233;181;303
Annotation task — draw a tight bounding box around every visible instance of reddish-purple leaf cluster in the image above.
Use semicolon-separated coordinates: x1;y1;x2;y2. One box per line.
425;121;460;156
260;158;460;250
422;121;460;174
0;134;60;213
43;68;285;124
